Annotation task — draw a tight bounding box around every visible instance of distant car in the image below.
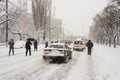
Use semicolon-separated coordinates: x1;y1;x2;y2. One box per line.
73;40;86;51
42;43;72;63
14;40;26;49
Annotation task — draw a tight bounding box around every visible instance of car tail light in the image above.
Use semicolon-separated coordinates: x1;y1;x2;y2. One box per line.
59;50;65;56
42;51;48;55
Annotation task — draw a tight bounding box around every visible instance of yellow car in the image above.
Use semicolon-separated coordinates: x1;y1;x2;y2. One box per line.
73;41;85;51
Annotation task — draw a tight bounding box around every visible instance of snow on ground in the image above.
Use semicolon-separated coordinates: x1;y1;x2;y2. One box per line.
0;43;120;80
14;40;26;49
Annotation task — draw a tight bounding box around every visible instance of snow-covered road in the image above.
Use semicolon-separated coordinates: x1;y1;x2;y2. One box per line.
0;44;120;80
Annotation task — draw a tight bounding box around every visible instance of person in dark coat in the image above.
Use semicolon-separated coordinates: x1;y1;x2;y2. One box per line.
25;39;32;56
86;40;94;55
34;40;38;51
8;39;15;56
45;41;48;48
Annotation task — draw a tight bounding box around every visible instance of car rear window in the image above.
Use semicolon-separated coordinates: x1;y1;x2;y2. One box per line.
48;45;63;48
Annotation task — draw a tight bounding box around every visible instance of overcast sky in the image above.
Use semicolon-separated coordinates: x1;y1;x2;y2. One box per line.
53;0;108;36
10;0;108;36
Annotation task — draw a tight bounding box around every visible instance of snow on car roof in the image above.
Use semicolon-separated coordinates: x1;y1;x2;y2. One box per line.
75;38;82;41
49;43;65;45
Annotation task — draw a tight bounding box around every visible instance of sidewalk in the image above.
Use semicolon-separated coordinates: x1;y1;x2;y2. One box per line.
0;44;45;57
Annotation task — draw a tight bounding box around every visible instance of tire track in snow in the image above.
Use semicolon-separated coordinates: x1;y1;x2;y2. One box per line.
0;58;43;80
10;51;80;80
0;52;41;76
0;50;44;80
47;51;81;80
0;51;80;80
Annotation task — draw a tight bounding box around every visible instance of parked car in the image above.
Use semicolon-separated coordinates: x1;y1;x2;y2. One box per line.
42;43;72;63
73;40;86;51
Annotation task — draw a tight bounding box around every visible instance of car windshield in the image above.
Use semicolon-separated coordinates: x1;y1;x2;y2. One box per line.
48;45;63;48
74;41;83;44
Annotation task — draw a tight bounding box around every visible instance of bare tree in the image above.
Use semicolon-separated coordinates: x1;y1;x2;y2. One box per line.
89;1;120;48
32;0;52;42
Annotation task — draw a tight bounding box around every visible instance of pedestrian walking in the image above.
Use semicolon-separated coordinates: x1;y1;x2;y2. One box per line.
86;40;94;55
45;41;48;48
8;39;15;56
25;39;32;56
34;40;38;51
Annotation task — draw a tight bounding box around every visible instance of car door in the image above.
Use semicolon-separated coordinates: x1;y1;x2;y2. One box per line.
65;45;71;57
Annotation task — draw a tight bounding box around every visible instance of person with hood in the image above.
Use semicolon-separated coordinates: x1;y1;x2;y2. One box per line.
86;40;94;55
25;39;32;56
8;39;15;56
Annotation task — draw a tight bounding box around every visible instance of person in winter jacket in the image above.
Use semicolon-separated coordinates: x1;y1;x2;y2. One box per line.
86;40;94;55
34;40;38;51
45;41;48;48
25;39;32;56
8;39;15;56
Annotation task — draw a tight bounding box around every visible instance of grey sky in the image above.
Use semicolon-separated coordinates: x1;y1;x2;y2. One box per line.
53;0;108;36
10;0;108;36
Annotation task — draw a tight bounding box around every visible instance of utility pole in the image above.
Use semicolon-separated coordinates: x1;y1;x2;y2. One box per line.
6;0;8;46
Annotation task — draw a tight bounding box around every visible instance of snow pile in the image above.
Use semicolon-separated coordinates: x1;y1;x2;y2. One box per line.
14;40;26;48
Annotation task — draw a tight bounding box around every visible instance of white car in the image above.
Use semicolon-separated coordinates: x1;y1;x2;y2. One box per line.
42;43;72;63
14;40;26;49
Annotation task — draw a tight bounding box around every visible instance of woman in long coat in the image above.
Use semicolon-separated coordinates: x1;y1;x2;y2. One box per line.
34;40;38;51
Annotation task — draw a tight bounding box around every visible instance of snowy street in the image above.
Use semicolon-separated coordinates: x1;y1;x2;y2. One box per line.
1;0;120;80
0;44;120;80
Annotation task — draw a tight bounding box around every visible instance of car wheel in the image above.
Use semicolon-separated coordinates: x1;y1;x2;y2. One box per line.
69;53;72;59
43;56;46;60
64;57;68;63
69;56;72;59
48;58;53;63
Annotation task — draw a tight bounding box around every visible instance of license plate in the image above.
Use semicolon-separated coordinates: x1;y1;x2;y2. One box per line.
48;51;60;56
